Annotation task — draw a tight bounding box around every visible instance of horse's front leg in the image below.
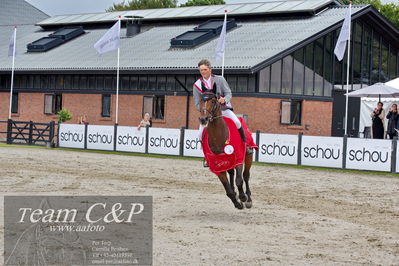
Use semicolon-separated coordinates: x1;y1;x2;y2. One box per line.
227;169;235;192
243;153;253;208
218;171;243;209
235;164;248;203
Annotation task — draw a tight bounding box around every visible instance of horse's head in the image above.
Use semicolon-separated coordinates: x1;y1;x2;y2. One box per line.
199;92;221;126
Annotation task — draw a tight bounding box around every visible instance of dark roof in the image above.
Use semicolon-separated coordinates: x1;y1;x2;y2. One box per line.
0;0;49;26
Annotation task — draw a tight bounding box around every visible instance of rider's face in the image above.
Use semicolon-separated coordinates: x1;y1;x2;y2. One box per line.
199;65;212;79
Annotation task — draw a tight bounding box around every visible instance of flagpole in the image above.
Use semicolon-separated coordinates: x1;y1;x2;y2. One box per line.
115;17;121;125
344;2;352;136
221;10;227;77
8;26;16;120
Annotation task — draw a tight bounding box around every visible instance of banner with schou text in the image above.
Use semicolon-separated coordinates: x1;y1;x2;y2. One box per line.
58;124;398;173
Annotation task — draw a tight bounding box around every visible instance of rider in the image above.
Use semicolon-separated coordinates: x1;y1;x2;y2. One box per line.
193;58;247;144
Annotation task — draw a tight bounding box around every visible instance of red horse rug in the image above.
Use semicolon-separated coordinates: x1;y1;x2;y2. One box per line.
202;117;258;176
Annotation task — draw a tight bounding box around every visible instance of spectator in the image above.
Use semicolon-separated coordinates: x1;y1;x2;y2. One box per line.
138;112;152;130
386;104;398;139
370;102;385;139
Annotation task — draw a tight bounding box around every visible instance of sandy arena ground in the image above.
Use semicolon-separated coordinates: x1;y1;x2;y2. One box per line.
0;146;398;265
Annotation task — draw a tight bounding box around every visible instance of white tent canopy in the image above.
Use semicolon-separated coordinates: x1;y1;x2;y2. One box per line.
385;77;399;89
346;83;399;99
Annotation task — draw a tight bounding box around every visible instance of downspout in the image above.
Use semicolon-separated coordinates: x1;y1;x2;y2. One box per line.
175;76;190;129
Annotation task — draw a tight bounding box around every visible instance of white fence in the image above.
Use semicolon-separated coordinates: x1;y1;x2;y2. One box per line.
58;124;398;173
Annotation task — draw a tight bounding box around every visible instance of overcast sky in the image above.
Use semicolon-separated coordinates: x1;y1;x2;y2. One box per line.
25;0;277;16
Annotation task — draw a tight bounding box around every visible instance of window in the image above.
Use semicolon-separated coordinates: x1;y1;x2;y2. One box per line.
56;75;64;90
157;75;167;90
88;75;96;90
73;75;80;89
237;76;248;92
258;67;270;93
371;33;380;84
248;75;256;92
226;75;238;92
389;47;398;79
105;76;114;90
44;94;62;114
120;75;129;90
186;75;196;91
102;94;111;117
304;43;314;95
381;41;389;82
0;75;9;89
64;75;72;90
148;76;157;90
143;95;165;120
175;75;185;91
79;75;87;89
282;56;293;94
11;92;18;114
270;60;282;93
353;22;362;88
130;76;138;90
280;100;302;125
27;75;34;88
166;75;175;91
293;48;304;95
362;25;372;87
324;34;333;96
314;38;324;96
139;76;148;90
49;75;56;89
97;76;104;90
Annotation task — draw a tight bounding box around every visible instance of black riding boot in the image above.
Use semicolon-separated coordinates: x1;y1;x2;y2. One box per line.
238;127;247;143
238;127;253;154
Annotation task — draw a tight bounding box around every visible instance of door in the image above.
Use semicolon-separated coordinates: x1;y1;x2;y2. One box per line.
331;89;360;137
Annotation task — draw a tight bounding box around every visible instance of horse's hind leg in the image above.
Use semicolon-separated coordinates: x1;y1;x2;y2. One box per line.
227;169;235;192
218;172;243;209
243;153;253;208
235;164;248;204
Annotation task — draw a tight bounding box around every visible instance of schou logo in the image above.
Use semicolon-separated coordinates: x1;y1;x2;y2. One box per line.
185;138;202;150
261;142;296;156
303;145;340;160
150;135;178;148
348;147;389;163
118;134;145;146
60;131;84;143
88;133;113;144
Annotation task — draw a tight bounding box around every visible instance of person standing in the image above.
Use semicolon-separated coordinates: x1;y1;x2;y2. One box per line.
386;103;398;139
370;102;385;139
137;112;152;130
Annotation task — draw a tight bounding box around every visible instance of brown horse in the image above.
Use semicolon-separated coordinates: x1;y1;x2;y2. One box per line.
199;93;253;209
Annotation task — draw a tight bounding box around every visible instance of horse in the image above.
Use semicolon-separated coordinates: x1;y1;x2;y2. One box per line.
199;92;253;209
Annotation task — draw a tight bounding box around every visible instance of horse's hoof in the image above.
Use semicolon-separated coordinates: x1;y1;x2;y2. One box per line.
244;201;252;208
234;202;244;209
239;194;248;203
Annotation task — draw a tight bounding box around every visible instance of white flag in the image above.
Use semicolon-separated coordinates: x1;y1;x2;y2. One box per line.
215;13;227;62
334;5;351;61
94;20;120;54
8;28;16;57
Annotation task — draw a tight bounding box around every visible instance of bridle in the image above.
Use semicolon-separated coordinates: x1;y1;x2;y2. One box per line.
201;94;223;122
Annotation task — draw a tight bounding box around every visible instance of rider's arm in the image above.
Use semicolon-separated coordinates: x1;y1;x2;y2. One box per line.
193;86;201;111
219;76;232;104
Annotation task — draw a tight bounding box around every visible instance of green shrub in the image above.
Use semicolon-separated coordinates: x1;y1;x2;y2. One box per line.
57;108;73;123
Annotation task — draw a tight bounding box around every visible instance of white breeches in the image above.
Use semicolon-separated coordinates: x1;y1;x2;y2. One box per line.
198;109;241;140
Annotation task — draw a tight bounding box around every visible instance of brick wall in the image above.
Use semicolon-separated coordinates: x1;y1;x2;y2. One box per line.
0;92;332;136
